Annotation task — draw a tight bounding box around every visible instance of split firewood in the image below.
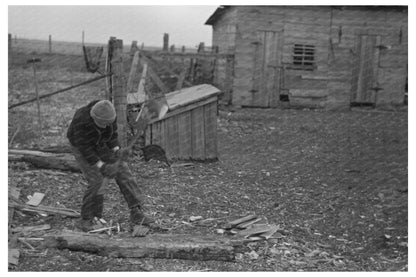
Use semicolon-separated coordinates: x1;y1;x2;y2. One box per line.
26;192;45;206
258;225;281;239
225;214;258;229
9;186;21;200
235;217;263;229
246;236;263;241
9;200;80;218
12;224;51;234
17;238;35;250
237;224;280;239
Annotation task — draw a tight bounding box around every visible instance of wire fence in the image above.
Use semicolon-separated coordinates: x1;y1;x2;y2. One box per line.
9;37;211;56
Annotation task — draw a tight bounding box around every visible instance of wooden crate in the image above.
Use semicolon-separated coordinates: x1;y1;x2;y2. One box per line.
145;84;221;161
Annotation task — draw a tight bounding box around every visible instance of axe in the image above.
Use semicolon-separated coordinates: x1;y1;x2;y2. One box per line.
101;97;169;192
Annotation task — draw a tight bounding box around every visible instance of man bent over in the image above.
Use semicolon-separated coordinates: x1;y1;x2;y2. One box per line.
67;99;154;232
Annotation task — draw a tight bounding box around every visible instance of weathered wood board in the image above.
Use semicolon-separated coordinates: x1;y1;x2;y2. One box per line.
146;84;221;161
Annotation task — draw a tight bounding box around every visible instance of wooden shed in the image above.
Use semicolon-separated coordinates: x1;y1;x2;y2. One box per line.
145;84;221;161
205;6;408;110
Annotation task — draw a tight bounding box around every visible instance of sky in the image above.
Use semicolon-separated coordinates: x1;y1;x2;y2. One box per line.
8;5;218;47
7;1;410;47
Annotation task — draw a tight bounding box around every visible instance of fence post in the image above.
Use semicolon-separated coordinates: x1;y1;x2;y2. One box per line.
48;35;52;54
109;37;127;147
130;40;138;55
8;34;12;65
170;44;175;52
182;46;185;53
163;33;169;51
198;42;205;53
82;30;85;45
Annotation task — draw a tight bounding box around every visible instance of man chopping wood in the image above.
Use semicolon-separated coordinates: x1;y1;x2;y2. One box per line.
67;99;155;233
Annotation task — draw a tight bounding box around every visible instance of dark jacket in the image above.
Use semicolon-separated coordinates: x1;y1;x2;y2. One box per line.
67;100;119;165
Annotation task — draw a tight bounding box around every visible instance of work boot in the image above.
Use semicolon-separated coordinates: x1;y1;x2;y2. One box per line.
81;195;104;220
75;217;105;232
130;206;155;227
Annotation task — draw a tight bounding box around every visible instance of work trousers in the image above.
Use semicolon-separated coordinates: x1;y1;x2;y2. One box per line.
71;145;144;220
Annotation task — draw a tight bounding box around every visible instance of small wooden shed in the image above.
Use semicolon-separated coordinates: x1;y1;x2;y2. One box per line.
206;6;408;110
145;84;221;161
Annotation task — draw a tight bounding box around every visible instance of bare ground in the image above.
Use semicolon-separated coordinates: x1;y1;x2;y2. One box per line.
8;53;408;271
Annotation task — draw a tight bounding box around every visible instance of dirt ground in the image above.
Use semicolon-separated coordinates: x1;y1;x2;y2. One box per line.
8;52;408;271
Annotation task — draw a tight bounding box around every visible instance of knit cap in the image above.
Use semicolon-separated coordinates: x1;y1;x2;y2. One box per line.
90;100;116;127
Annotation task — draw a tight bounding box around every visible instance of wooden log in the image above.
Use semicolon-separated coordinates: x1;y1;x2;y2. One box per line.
45;230;242;261
8;149;80;172
30;145;72;154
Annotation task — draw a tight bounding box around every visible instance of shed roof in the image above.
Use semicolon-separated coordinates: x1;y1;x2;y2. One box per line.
205;6;229;25
205;5;407;25
166;84;221;112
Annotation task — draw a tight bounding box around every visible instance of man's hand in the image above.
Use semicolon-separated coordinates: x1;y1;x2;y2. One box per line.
100;162;119;178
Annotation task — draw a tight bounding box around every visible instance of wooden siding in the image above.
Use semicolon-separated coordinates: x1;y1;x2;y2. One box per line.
145;84;220;161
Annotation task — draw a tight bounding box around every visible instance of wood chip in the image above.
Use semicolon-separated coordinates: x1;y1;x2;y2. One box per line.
189;216;203;222
9;186;21;200
132;225;150;237
8;249;20;266
26;192;45;206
